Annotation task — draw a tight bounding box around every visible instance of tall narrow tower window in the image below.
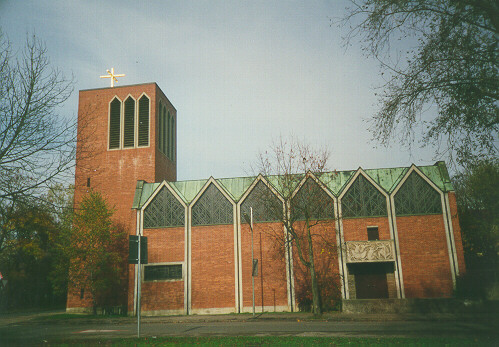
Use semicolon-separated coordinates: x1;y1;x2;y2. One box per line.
123;97;135;148
109;98;121;149
171;116;175;161
138;95;150;147
166;110;170;158
158;102;163;152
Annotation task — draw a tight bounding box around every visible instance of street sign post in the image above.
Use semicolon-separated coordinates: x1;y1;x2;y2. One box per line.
129;235;148;337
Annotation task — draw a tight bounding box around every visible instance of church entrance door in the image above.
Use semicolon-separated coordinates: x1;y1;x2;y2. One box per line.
353;263;389;299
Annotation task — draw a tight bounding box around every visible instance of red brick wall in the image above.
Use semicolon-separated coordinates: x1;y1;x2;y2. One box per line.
240;222;288;310
191;224;236;310
342;217;391;241
141;281;184;312
143;227;185;263
396;214;453;297
135;227;186;312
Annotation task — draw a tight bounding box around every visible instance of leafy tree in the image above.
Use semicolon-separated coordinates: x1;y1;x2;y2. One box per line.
0;29;75;203
453;159;498;298
0;199;67;310
253;136;340;314
342;0;498;166
67;190;127;313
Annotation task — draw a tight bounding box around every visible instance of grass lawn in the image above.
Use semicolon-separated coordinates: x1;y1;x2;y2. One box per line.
46;336;497;346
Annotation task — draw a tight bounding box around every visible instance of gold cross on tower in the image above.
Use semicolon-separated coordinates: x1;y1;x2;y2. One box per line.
100;67;125;87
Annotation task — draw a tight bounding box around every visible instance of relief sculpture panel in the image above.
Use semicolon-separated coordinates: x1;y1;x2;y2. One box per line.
346;240;395;263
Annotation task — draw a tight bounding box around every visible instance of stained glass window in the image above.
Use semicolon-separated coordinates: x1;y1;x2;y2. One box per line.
341;174;387;218
192;183;233;226
291;178;335;221
241;181;283;223
143;187;185;228
394;171;442;215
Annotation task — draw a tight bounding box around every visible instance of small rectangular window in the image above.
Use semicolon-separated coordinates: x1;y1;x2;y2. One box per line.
87;177;91;187
144;264;182;281
367;226;379;241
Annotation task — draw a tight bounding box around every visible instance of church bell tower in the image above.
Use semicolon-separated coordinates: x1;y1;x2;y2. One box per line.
67;81;177;311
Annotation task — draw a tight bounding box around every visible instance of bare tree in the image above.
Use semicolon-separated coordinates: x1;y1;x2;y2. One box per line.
0;30;75;203
250;136;339;315
341;0;498;167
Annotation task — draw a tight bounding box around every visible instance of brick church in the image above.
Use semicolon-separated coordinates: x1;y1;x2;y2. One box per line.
67;82;466;315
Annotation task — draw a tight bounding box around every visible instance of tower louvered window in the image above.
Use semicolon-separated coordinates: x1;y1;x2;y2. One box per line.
394;171;442;215
241;181;282;222
171;116;175;161
192;183;233;226
158;102;163;152
123;97;135;148
342;174;387;218
291;178;335;221
109;98;121;149
144;187;185;228
138;95;149;147
165;110;169;157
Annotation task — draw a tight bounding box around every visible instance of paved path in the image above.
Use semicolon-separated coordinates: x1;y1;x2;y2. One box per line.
0;311;497;344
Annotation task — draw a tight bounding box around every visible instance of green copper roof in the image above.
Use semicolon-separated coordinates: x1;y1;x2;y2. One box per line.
364;167;408;193
132;181;161;209
132;162;455;209
319;170;356;196
171;179;208;203
217;176;255;201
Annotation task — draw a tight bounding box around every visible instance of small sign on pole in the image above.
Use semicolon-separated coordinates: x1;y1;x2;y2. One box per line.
129;235;148;337
129;236;148;264
252;259;259;277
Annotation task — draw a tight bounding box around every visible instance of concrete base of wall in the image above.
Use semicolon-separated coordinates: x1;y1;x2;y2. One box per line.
138;309;185;316
342;298;498;314
66;306;127;315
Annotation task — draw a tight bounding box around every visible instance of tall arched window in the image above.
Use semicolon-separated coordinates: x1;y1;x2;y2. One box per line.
192;183;233;226
341;174;387;218
123;97;135;148
109;97;121;149
394;171;442;215
138;95;149;147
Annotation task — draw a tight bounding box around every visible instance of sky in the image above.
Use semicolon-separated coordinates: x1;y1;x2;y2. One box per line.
0;0;440;181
